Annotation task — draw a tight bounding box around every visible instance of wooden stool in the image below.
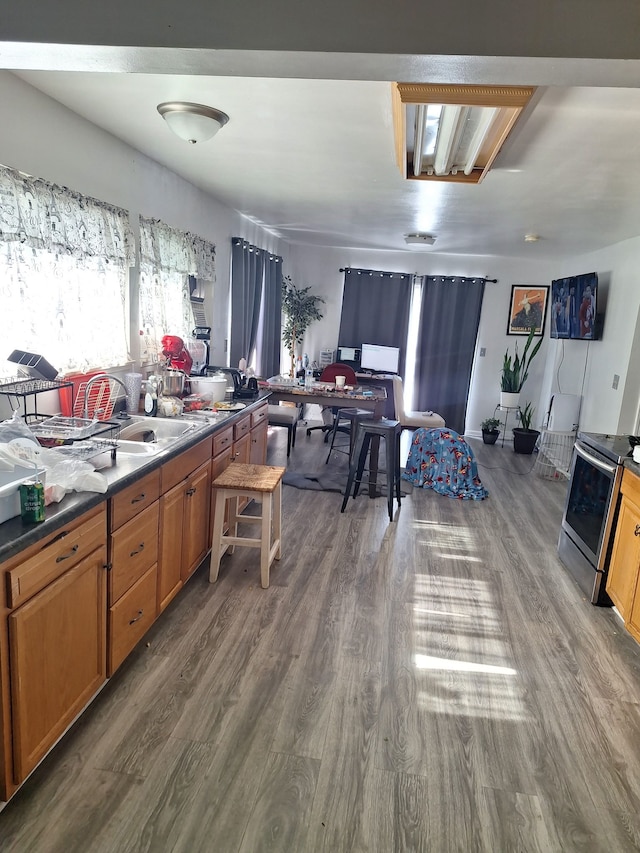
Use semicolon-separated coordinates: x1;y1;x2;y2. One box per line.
341;419;402;521
209;462;286;588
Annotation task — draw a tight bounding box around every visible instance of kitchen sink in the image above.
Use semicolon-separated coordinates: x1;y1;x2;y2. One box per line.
115;440;164;456
117;415;206;443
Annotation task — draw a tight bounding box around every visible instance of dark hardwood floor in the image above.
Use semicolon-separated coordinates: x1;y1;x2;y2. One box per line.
2;423;640;852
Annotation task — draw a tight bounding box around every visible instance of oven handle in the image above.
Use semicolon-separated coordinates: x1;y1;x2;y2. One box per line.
574;441;618;476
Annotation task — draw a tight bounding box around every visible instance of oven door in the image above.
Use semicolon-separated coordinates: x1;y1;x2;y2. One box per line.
561;440;623;571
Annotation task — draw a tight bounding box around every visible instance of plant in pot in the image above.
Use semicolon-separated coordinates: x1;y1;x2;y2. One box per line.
512;401;541;454
481;416;501;445
281;275;325;377
500;324;544;408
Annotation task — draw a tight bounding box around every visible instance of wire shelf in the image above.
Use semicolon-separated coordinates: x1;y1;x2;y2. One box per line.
51;437;119;462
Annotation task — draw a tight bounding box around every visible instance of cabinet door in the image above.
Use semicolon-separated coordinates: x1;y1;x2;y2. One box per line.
158;483;185;612
182;461;212;581
9;546;107;782
233;431;251;464
250;417;268;464
606;494;640;619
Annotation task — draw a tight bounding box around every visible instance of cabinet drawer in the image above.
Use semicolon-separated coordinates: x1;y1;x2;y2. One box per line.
108;563;157;674
161;437;212;493
6;505;106;609
234;414;251;440
110;468;161;532
251;403;268;428
212;425;234;457
110;502;159;603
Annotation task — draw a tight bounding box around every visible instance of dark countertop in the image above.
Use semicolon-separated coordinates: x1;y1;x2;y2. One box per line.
0;392;270;564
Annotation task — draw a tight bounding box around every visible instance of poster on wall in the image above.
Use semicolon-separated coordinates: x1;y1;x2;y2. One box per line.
507;285;549;336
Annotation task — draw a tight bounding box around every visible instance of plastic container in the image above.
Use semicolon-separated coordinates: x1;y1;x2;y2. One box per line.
189;374;227;403
0;467;47;524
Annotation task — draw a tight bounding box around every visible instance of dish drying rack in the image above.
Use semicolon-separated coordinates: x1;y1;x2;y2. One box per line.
30;416;120;459
73;376;124;421
0;376;74;424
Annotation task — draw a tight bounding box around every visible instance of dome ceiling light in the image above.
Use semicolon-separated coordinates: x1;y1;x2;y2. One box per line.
157;101;230;145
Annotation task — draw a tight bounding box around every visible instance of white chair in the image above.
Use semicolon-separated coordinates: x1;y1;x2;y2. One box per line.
391;375;445;430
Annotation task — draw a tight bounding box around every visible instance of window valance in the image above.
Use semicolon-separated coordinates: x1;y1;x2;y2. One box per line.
0;164;134;266
139;217;216;280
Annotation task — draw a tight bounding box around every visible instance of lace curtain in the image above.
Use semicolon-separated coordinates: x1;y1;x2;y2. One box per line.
0;165;133;376
138;217;216;362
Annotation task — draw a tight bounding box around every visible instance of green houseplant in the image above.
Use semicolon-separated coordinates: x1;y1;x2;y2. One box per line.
501;325;544;406
512;401;540;454
481;416;501;445
281;275;325;377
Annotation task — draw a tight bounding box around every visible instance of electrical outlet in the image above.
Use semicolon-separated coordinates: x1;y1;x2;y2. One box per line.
479;347;486;357
612;373;620;390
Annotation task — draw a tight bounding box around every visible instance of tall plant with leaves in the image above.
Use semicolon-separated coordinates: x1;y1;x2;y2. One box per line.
281;275;325;376
501;325;544;393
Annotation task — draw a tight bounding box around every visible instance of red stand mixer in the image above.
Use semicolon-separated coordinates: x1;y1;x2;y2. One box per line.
161;335;193;376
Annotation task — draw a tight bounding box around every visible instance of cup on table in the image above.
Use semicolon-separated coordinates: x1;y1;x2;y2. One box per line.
334;375;346;389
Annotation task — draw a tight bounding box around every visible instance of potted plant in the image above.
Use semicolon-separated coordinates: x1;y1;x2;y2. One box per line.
481;416;501;445
512;401;541;454
500;324;544;408
281;275;325;377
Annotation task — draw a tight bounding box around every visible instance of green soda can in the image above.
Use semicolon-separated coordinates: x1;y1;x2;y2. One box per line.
19;481;46;523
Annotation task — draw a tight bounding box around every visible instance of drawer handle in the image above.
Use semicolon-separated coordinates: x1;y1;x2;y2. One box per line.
49;529;70;545
130;542;145;556
129;609;144;625
55;544;79;563
635;525;640;537
186;487;197;497
131;492;147;504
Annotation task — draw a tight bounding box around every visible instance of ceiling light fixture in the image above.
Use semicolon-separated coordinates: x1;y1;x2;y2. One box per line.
393;84;535;184
405;233;436;246
157;101;230;144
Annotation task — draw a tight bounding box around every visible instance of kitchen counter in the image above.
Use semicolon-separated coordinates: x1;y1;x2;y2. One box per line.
0;392;270;564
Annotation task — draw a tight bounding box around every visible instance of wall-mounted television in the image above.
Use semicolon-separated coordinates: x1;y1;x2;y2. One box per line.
360;343;400;374
550;272;600;340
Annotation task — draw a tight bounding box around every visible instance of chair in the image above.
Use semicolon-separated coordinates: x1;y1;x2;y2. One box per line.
306;362;358;441
209;462;286;588
391;375;445;431
268;403;300;456
341;419;402;521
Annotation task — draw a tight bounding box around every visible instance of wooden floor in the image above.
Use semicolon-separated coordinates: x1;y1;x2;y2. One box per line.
2;426;640;852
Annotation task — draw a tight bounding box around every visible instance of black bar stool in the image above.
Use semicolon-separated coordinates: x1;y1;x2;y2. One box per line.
325;407;374;464
341;418;402;521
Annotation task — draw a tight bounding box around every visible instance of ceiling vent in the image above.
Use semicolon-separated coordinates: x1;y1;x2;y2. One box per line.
405;233;436;246
392;83;535;185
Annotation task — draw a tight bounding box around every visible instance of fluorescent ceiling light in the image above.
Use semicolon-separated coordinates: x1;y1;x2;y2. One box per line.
393;84;535;184
157;101;230;144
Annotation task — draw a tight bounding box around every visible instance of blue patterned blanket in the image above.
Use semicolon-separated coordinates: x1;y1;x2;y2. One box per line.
402;428;488;500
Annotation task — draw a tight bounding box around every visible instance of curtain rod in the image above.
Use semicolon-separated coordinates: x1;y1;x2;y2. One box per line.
339;268;497;283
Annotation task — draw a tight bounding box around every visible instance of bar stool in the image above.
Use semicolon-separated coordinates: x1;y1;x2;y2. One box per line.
209;462;286;588
325;407;375;464
341;419;402;521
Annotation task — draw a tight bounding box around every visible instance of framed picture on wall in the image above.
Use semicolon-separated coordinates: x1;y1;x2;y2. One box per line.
507;285;549;336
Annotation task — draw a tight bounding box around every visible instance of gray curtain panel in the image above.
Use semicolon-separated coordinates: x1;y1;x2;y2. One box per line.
230;238;264;368
337;268;412;375
414;276;485;433
256;253;283;378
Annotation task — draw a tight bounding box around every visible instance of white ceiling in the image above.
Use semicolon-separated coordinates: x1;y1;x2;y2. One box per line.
13;66;640;260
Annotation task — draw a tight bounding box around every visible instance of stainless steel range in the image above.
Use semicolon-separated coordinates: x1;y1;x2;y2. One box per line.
558;431;635;605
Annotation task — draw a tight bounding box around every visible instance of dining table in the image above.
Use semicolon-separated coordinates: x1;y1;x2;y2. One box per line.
263;378;389;498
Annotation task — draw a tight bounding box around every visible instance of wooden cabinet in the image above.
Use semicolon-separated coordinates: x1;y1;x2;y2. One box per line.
5;506;107;783
250;403;268;464
607;468;640;643
107;469;160;674
158;438;212;611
